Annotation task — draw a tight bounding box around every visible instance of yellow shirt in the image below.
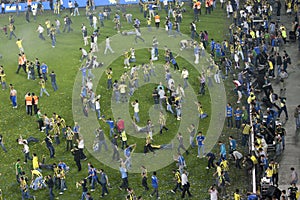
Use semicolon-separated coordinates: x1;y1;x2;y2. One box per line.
250;155;258;164
16;40;23;48
121;130;127;142
32;169;42;177
32;156;39;170
0;73;6;82
266;168;273;178
234;193;241;200
40;80;46;89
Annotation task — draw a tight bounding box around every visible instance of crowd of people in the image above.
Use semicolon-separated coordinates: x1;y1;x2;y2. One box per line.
0;0;299;199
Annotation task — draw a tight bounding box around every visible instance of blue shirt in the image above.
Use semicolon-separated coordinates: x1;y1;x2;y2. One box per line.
248;194;258;200
58;162;67;171
151;175;158;188
178;155;185;165
220;144;226;156
106;120;114;129
41;64;48;73
124;147;131;158
119;167;127;179
229;139;236;150
226;106;233;117
206;152;215;159
171;58;177;65
234;109;242;120
196;135;205;146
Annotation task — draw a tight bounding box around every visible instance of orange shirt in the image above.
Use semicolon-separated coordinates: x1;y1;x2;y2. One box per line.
18;56;24;65
25;96;33;106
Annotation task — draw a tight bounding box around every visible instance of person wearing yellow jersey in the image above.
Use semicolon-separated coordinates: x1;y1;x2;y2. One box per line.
106;67;113;89
213;162;222;177
268;58;275;78
280;25;287;44
121;130;127;149
65;126;74;151
147;17;152;31
16;38;24;52
45;19;51;35
141;166;149;191
220;158;230;184
270;161;279;186
265;166;273;183
123;51;130;69
32;153;39;170
171;169;182;193
234;188;241;200
8;23;17;40
144;133;155;155
20;176;36;199
0;70;7;90
39;77;50;97
58;166;67;194
31;169;46;190
249;29;255;39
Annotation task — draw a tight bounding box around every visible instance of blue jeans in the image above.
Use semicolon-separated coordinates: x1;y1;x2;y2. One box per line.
51;81;58;91
296;115;300;128
109;128;114;137
134;112;140;123
40;88;50;97
96;109;101;119
198;145;205;157
91;176;100;189
0;142;7;152
49;187;54;200
81;191;87;200
11;95;17;107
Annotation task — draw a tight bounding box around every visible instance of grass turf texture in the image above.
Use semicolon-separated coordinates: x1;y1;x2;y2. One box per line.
0;4;248;199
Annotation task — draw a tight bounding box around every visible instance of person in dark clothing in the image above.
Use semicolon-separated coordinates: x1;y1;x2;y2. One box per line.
76;178;88;200
111;134;120;161
42;135;55;158
45;175;55;200
206;152;216;169
71;146;81;171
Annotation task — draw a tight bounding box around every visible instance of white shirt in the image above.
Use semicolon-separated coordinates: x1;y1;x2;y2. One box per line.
37;26;44;33
210;189;218;200
68;1;73;8
95;101;100;110
81;48;87;56
23;144;30;153
181;69;189;79
132;103;139;113
105;37;111;46
181;173;188;185
78;139;84;149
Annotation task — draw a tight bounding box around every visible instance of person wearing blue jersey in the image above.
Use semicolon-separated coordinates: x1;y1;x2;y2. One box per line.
102;118;115;137
196;131;205;158
89;165;100;191
234;107;243;129
119;164;128;190
210;39;215;53
226;103;233;128
150;171;159;199
218;141;226;161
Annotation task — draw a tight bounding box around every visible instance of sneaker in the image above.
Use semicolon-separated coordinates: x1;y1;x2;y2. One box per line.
59;192;63;195
206;167;210;170
91;189;95;192
170;190;175;194
64;188;67;191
